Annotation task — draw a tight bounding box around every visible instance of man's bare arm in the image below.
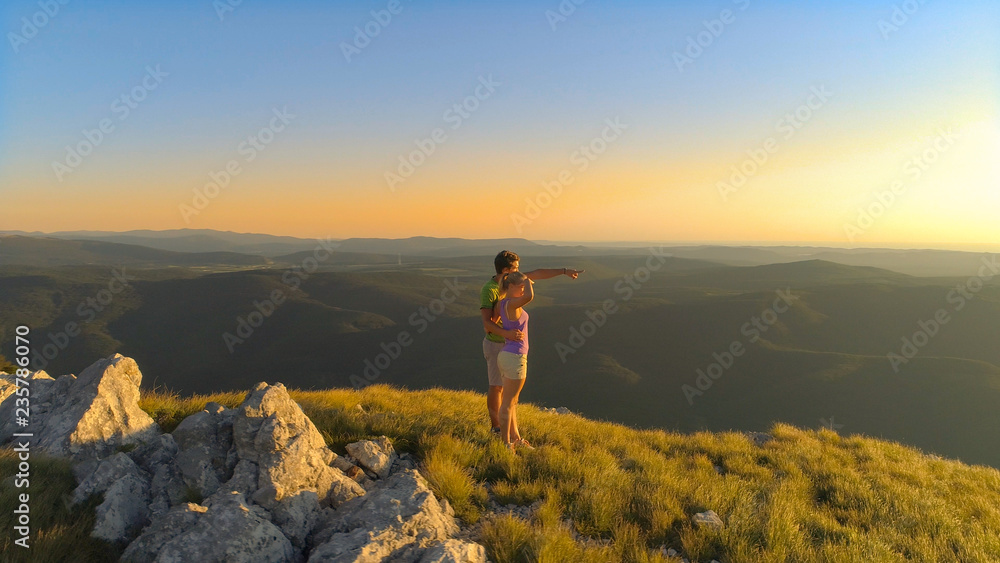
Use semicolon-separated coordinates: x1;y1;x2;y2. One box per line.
524;268;585;280
481;308;523;341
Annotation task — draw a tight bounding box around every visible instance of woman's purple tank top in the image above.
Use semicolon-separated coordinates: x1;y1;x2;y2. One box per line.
499;297;528;354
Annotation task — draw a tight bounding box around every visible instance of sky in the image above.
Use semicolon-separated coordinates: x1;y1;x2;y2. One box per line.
1;0;997;248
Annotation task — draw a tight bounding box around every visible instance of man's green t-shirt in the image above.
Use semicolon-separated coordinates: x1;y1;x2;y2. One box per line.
480;278;504;343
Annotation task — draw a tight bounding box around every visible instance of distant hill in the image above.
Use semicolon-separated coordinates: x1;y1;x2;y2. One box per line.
4;258;1000;468
2;230;632;259
5;230;998;277
667;245;1000;277
1;229;321;256
0;235;271;268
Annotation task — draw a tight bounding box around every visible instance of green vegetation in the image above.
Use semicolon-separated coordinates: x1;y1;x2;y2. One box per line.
0;450;119;562
133;385;1000;562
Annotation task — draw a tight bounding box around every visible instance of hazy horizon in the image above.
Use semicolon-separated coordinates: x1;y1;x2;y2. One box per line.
5;227;1000;254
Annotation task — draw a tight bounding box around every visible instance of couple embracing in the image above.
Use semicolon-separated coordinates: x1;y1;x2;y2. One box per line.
479;250;583;452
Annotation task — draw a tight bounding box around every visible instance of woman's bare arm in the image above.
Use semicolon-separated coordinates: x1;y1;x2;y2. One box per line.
506;279;534;310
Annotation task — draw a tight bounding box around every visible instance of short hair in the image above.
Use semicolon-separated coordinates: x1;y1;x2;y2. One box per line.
494;250;519;275
501;271;527;291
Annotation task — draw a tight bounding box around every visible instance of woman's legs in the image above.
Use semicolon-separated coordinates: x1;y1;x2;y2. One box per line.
509;399;521;442
499;376;525;446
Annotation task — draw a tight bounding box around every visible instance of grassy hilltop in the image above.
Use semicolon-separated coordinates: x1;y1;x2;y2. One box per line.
4;385;1000;562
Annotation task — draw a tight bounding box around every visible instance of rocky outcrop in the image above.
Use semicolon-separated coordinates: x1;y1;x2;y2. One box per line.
0;354;485;561
345;436;396;480
308;470;483;563
120;494;296;563
173;403;237;498
4;355;161;466
234;382;365;510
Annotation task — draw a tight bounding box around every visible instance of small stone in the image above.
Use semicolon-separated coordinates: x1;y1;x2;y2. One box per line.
692;510;724;530
345;436;397;479
747;432;773;447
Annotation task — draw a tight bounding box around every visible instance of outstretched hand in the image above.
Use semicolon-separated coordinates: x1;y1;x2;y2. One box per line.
564;269;584;279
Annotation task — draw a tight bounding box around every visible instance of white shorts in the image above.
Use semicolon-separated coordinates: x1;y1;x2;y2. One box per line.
497;351;527;380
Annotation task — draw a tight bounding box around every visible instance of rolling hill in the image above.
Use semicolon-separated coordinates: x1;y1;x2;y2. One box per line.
3;254;999;468
0;235;271;268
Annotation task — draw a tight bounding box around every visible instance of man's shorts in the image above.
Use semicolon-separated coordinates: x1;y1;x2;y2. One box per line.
483;337;506;386
497;350;527;380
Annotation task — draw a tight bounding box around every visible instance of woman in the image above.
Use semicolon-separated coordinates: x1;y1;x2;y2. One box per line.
495;271;535;452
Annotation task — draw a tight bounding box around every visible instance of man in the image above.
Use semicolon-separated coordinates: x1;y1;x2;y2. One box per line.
480;250;583;435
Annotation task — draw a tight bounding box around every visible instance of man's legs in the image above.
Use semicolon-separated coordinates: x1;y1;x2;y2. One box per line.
488;385;503;429
483;338;505;430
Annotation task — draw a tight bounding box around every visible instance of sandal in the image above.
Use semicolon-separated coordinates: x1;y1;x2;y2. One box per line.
514;438;535;450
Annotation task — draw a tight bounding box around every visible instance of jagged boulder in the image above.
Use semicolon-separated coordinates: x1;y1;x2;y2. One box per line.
233;382;364;509
92;471;151;543
0;370;54;443
121;493;296;563
308;470;460;562
345;436;397;480
418;539;487;563
173;405;237;497
72;452;146;504
32;354;160;463
223;458;261;497
272;490;322;551
71;452;152;543
128;434;187;516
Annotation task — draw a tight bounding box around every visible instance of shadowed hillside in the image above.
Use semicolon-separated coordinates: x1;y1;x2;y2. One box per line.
2;257;999;467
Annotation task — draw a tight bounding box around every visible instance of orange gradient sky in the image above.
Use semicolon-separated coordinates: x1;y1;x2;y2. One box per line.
1;2;997;249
